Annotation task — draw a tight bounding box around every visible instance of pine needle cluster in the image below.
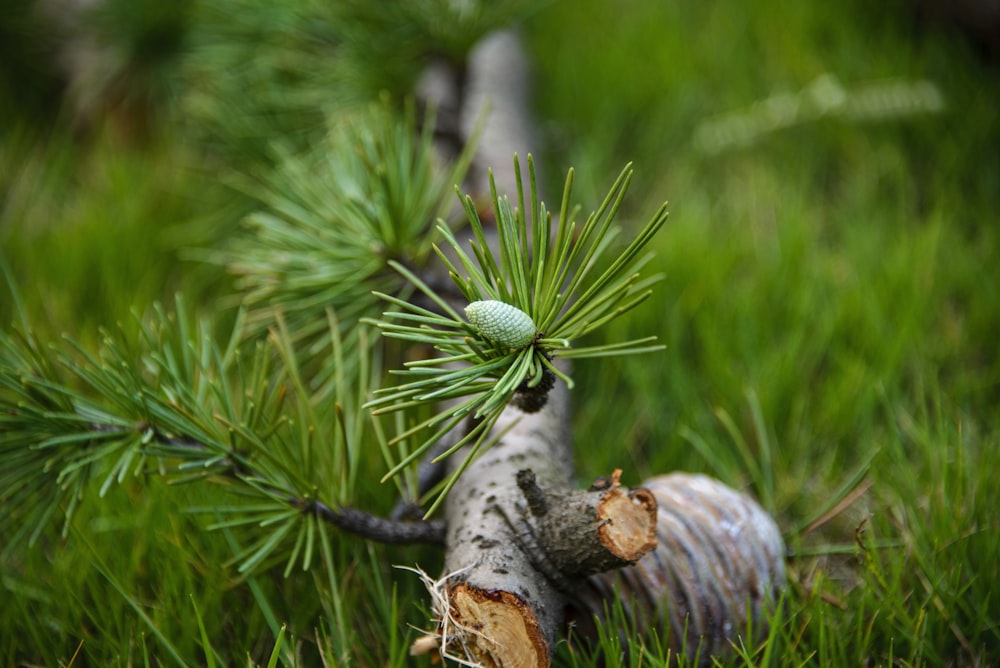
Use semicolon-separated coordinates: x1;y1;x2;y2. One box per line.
366;156;668;513
0;294;368;575
218;101;476;400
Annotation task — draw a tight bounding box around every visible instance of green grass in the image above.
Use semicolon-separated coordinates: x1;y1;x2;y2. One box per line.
527;0;999;664
2;0;999;665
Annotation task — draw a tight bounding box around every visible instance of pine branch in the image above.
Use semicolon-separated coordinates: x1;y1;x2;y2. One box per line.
305;502;445;546
0;296;442;571
366;155;669;514
213;100;479;403
145;423;446;545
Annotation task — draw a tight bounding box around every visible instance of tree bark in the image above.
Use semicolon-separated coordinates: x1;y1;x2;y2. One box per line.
439;380;571;666
429;380;657;666
575;473;787;666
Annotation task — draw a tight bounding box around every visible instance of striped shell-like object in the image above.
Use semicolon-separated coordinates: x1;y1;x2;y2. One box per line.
574;473;786;664
465;300;537;349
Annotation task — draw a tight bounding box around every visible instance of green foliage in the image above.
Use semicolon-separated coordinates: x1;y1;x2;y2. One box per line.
78;0;193;100
528;0;1000;665
329;0;545;90
177;0;351;163
0;295;372;576
366;156;666;513
0;0;64;126
178;0;538;163
2;0;999;665
0;130;200;344
217;101;476;400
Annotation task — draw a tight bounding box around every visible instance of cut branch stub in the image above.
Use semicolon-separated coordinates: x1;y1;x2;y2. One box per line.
572;473;787;666
533;478;658;577
596;486;659;563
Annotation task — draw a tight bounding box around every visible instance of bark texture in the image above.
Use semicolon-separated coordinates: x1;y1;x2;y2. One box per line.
433;384;659;666
531;470;658;577
440;379;572;666
575;473;787;666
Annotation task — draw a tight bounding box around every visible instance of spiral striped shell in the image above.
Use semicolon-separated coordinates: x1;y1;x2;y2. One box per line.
465;300;537;349
574;473;786;665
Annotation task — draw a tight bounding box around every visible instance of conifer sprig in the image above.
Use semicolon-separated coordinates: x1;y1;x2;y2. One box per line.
366;155;668;514
0;296;378;569
220;101;477;400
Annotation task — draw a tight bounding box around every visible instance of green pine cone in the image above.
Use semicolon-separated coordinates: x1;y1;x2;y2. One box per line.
465;300;537;349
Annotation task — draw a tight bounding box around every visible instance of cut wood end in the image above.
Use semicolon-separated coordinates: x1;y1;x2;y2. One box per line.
597;487;658;561
449;583;548;668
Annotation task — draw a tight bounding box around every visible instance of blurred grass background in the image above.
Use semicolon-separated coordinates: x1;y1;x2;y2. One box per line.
2;0;998;665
